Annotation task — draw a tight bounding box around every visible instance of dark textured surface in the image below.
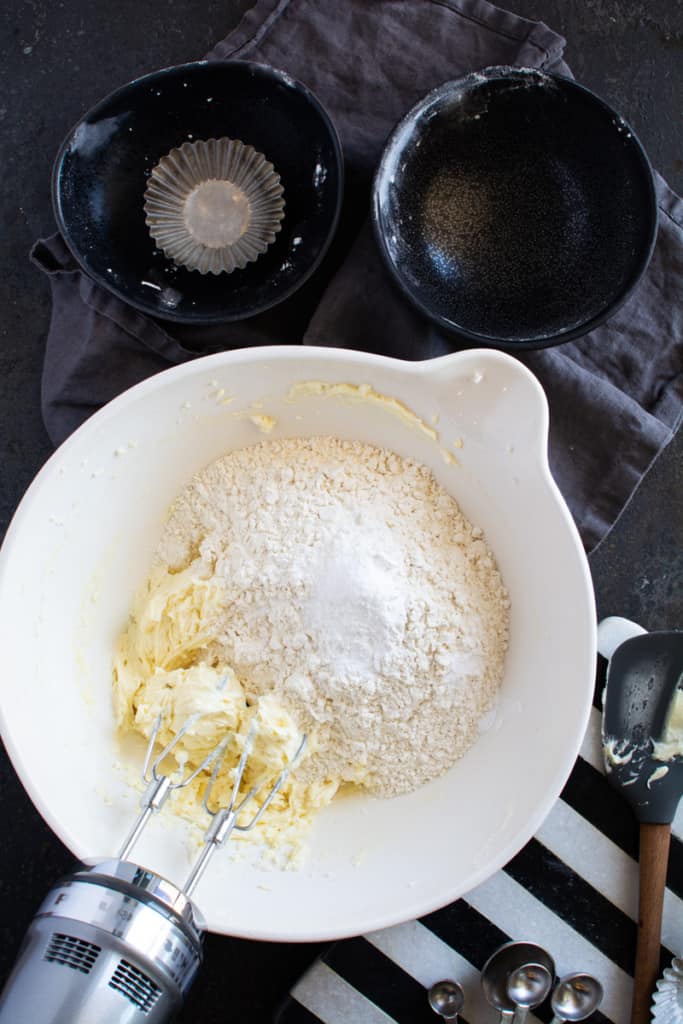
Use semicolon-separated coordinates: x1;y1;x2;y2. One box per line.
0;2;681;1022
55;60;342;323
373;67;657;345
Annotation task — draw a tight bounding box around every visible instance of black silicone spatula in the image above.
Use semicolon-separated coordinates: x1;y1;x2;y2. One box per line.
598;617;683;1024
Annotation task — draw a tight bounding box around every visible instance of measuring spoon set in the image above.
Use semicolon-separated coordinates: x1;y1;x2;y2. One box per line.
427;940;603;1022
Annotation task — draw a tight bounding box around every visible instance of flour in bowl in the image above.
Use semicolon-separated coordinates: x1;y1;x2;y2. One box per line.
114;437;509;848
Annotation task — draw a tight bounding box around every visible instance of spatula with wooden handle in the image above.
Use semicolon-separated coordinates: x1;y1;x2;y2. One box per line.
598;617;683;1024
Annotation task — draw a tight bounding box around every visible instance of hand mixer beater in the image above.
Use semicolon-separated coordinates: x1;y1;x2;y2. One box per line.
0;713;306;1023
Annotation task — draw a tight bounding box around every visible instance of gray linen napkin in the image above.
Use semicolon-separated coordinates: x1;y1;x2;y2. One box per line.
32;0;683;551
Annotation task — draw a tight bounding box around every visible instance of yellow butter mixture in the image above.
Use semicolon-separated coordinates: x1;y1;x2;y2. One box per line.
114;560;338;854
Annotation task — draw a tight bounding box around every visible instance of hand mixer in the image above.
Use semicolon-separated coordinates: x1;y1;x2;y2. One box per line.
0;713;306;1023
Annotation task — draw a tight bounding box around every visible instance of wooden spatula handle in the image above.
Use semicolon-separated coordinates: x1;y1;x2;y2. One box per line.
631;822;671;1024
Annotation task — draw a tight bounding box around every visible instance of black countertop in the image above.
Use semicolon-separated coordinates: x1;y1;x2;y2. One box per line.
0;2;681;1021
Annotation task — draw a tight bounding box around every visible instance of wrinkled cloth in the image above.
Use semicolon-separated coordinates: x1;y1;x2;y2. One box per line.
34;0;683;551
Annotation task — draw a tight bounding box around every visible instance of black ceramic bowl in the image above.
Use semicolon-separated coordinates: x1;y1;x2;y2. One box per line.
372;66;657;349
53;61;343;324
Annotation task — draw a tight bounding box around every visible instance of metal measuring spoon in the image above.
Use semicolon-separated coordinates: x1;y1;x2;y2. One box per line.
506;963;553;1022
550;973;604;1022
481;941;556;1021
428;979;465;1020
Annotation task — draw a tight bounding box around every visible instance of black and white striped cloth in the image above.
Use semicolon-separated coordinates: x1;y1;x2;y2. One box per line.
278;677;683;1024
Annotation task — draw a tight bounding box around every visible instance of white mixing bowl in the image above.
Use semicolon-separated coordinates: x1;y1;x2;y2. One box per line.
0;346;595;941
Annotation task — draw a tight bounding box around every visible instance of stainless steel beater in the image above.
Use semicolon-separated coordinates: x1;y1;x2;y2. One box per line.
0;714;306;1023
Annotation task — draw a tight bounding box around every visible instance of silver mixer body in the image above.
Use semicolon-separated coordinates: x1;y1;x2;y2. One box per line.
0;716;306;1022
0;860;202;1024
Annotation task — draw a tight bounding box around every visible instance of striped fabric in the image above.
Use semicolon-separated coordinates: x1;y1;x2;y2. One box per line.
278;676;683;1023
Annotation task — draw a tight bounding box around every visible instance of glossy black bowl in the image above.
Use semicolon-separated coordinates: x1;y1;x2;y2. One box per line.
372;66;657;349
53;61;343;324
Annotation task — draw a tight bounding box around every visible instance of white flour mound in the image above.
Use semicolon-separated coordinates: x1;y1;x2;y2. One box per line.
157;437;510;797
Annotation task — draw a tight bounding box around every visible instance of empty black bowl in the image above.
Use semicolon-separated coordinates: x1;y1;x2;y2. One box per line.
53;61;343;324
372;66;657;349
